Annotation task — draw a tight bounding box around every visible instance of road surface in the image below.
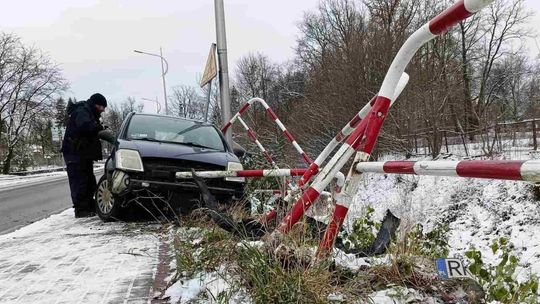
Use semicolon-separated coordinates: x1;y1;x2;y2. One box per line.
0;170;103;235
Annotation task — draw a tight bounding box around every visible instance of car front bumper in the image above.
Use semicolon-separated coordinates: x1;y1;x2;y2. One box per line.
129;178;239;195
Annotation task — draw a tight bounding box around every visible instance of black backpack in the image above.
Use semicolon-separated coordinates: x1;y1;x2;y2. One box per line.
66;100;85;116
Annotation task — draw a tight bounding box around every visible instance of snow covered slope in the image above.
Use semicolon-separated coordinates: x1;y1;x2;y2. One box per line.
348;162;540;279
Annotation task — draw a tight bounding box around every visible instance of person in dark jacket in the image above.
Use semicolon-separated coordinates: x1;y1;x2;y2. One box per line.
61;93;107;218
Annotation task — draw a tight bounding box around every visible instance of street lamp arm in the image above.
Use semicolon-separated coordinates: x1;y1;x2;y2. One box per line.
134;48;169;114
161;57;169;75
133;50;168;75
133;49;160;58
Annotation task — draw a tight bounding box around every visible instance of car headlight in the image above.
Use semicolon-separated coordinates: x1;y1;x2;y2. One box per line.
116;149;144;172
225;162;245;182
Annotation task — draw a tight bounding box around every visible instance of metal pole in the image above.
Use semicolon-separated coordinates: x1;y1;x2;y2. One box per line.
204;80;212;122
160;47;168;115
215;0;232;145
134;49;169;114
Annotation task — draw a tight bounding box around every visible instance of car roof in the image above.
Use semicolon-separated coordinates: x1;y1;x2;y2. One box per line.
131;113;213;126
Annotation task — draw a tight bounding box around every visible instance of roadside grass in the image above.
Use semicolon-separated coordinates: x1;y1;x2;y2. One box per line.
167;198;538;303
168;208;462;303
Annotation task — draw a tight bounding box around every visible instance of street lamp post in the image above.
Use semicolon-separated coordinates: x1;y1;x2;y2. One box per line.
214;0;233;145
134;48;169;114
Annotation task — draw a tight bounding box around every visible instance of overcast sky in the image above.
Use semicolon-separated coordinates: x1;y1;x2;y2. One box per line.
2;0;540;113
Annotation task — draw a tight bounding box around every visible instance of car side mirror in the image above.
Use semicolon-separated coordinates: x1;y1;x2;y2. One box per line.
232;141;246;158
233;147;246;158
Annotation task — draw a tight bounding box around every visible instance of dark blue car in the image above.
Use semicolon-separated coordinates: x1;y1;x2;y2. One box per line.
96;113;246;221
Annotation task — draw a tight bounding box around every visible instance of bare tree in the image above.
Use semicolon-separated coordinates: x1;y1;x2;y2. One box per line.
101;102;123;134
235;53;279;103
458;0;532;134
0;35;67;173
169;85;203;120
120;96;144;119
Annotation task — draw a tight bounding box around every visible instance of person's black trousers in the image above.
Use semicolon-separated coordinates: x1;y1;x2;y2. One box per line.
66;160;97;212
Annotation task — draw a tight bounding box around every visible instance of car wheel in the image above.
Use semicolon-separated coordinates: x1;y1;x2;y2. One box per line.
95;175;122;222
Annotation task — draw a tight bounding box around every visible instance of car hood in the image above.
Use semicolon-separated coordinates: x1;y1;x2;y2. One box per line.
117;139;236;167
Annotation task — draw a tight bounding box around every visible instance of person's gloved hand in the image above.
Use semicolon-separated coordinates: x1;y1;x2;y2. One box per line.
98;128;116;144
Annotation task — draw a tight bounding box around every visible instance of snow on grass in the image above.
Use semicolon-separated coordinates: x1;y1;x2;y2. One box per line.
163;270;235;303
367;287;426;303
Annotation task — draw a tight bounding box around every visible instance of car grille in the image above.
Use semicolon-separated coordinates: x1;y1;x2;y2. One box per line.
140;158;244;198
142;157;224;182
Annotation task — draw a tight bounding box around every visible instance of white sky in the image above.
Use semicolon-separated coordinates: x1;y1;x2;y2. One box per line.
1;0;540;113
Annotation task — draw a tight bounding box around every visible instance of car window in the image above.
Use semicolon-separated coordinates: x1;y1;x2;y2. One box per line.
126;115;225;151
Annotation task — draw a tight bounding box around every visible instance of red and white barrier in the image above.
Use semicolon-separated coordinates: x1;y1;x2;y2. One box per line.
176;168;308;179
178;0;498;258
234;115;276;167
261;0;494;255
355;160;540;182
298;74;410;188
222;98;313;166
313;0;496;258
253;189;333;197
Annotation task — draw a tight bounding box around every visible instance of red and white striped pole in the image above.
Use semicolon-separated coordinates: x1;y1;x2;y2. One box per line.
297;74;410;188
270;74;409;228
176;168;308;179
234;115;276;167
355;160;540;182
269;0;494;249
222;98;313;166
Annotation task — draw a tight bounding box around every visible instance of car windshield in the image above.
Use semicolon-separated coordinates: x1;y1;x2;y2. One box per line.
126;115;225;151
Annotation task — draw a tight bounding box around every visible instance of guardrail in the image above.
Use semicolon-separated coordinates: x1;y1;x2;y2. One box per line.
222;98;313;166
178;0;500;259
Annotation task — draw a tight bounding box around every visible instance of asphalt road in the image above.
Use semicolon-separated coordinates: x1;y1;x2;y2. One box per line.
0;170;103;235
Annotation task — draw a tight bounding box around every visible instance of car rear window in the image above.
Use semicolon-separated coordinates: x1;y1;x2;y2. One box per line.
126;115;225;151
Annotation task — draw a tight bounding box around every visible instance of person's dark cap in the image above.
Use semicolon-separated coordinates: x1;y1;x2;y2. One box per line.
89;93;107;108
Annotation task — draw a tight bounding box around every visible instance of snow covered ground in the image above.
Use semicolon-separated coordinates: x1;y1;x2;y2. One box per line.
0;165;103;191
0;209;161;304
0;172;69;190
2;141;539;303
347;161;540;280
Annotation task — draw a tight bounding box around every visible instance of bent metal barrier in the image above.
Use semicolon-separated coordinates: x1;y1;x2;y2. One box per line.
177;0;503;259
221;98;313;166
355;160;540;182
274;0;498;258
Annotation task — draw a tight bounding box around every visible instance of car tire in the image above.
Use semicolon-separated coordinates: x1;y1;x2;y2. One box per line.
95;175;122;222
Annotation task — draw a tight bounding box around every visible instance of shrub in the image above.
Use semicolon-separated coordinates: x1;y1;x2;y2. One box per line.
342;206;380;250
466;238;539;303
